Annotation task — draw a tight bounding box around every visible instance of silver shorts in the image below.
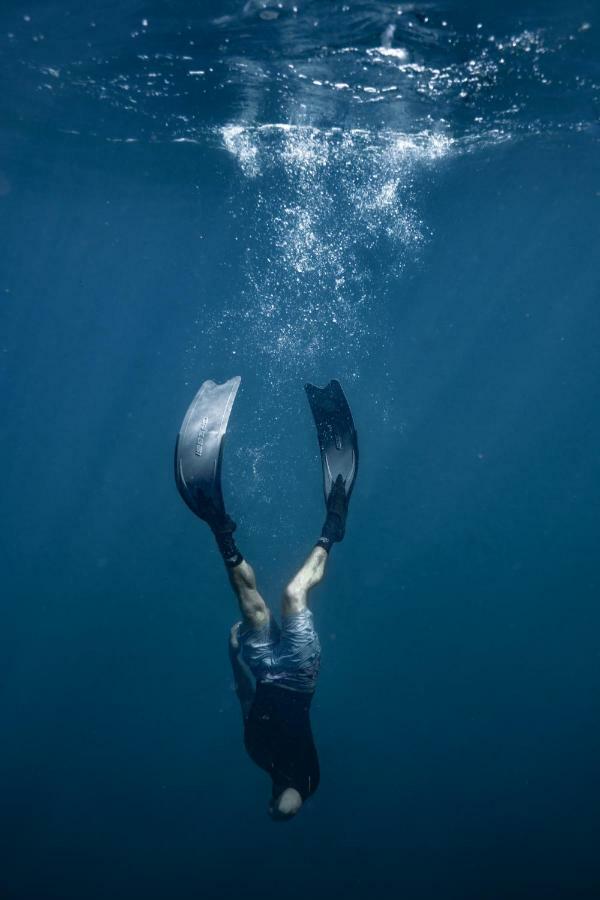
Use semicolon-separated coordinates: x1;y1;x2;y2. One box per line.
238;609;321;693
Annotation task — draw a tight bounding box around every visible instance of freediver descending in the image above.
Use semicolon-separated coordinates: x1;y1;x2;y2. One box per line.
174;378;358;821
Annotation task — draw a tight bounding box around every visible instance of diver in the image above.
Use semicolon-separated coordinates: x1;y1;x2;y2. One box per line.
174;378;358;821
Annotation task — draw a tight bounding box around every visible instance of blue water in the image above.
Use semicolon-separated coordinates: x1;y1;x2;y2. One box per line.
1;2;600;898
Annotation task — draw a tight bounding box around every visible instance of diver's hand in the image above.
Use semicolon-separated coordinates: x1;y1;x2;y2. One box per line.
229;621;242;653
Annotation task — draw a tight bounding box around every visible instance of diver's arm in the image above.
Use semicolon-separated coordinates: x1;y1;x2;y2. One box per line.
229;625;254;721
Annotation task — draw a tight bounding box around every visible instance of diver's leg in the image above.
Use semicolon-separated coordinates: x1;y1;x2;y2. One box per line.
228;559;270;630
281;473;349;616
282;546;328;616
203;510;268;629
229;561;276;691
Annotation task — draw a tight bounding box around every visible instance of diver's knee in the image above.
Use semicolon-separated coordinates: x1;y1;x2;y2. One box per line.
282;584;306;615
243;600;269;629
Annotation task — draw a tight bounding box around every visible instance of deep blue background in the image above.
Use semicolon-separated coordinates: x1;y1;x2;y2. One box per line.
1;2;600;899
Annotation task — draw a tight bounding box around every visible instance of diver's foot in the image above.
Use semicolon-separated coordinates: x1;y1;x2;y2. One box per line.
213;514;243;568
194;494;242;567
214;520;242;567
318;474;348;548
211;511;237;537
194;492;235;534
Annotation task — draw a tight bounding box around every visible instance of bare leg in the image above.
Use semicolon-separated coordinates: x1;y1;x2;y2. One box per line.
228;559;270;630
282;546;328;616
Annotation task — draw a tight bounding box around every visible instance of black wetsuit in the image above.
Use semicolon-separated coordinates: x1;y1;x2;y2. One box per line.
244;682;320;801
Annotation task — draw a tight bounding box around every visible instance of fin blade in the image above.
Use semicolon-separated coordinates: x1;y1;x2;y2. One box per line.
305;379;359;503
175;376;241;518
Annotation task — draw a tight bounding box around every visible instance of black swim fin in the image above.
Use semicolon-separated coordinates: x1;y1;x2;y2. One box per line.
305;379;359;505
174;376;241;521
